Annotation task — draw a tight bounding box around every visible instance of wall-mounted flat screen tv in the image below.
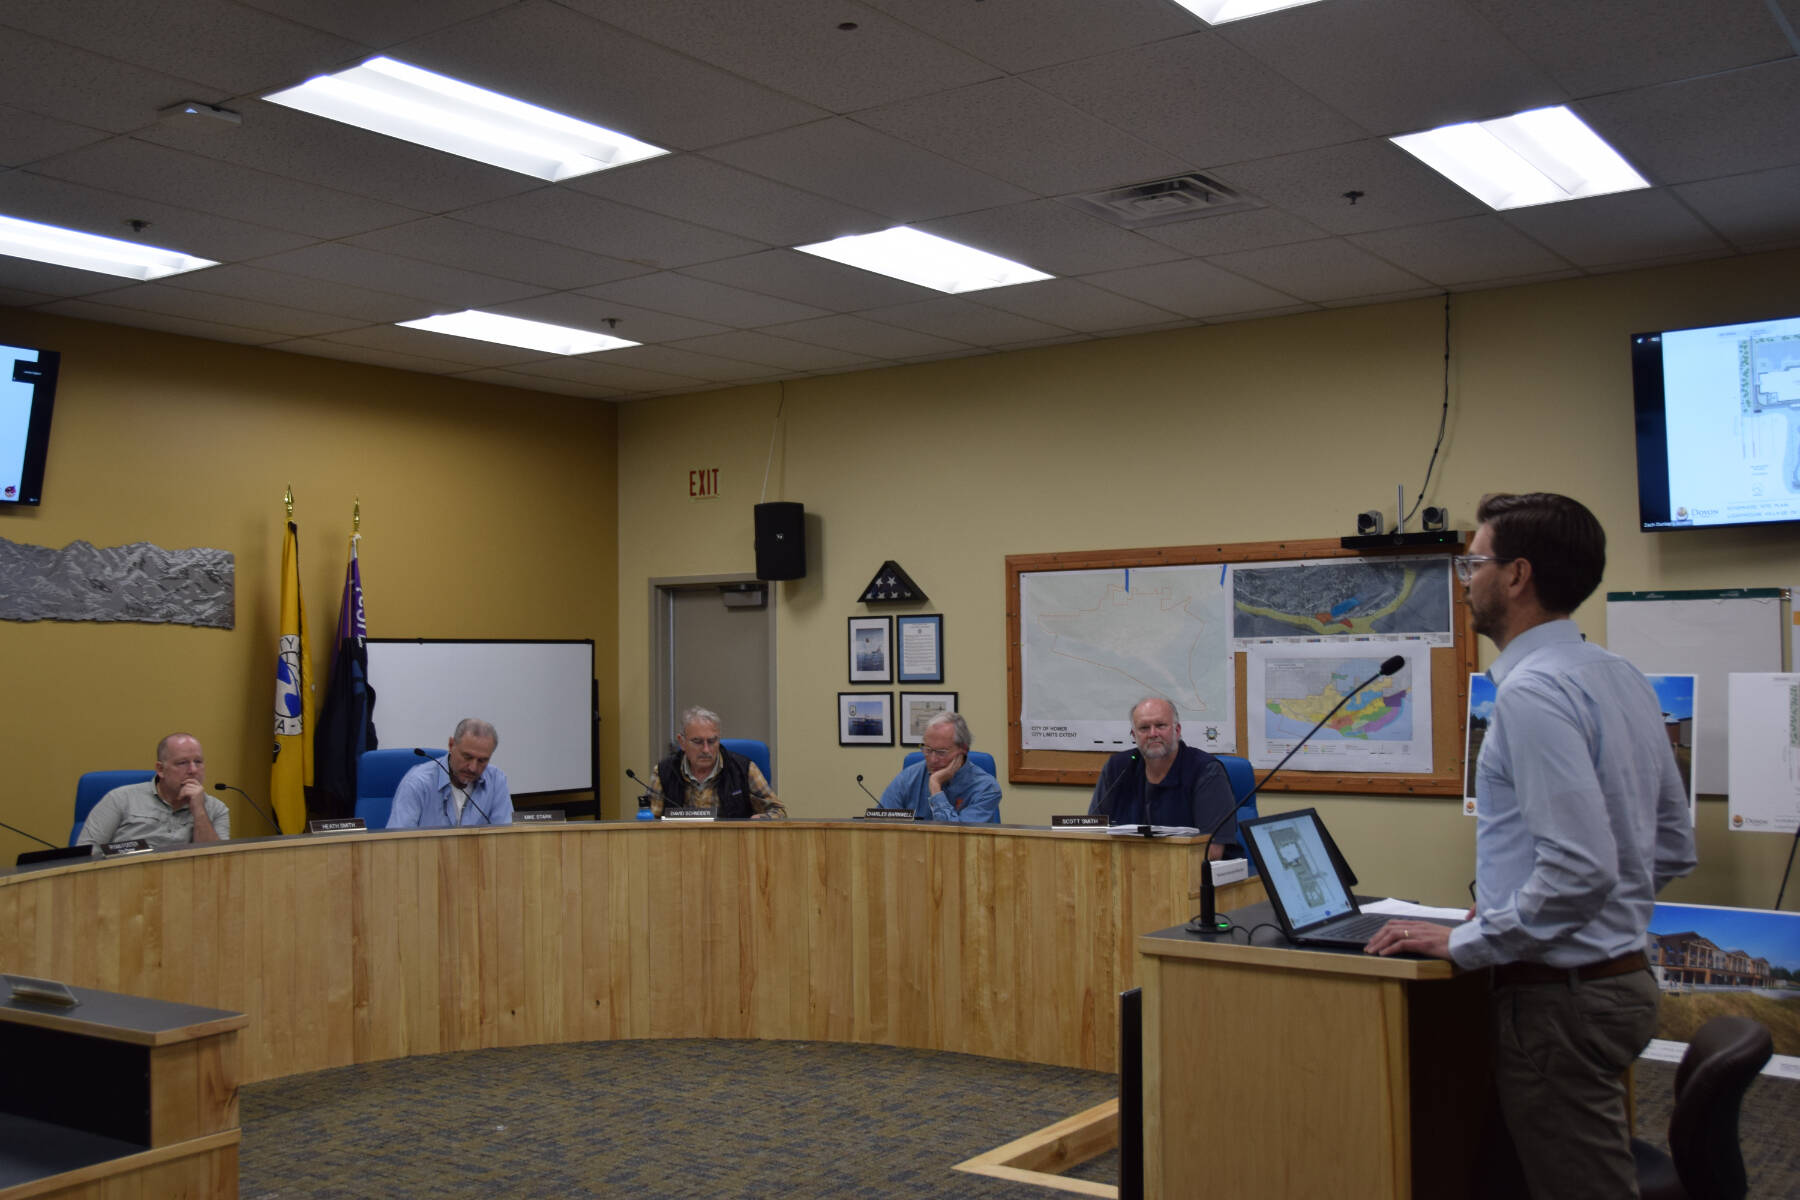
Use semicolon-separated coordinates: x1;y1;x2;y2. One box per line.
1;342;60;507
1632;313;1800;531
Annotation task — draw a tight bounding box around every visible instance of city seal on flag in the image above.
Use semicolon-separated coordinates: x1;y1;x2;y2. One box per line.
275;633;305;735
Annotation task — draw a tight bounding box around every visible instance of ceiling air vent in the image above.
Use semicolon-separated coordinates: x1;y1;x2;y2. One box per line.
1067;173;1261;229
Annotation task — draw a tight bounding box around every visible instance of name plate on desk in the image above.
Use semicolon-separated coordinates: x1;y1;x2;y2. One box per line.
3;973;79;1007
1051;815;1104;828
861;807;918;822
514;809;566;824
1208;857;1249;886
307;818;366;834
99;839;153;856
661;808;715;822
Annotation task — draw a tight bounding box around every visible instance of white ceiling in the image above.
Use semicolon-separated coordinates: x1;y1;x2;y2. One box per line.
3;0;1797;401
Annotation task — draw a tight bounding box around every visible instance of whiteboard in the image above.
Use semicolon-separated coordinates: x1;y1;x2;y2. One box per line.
366;640;595;795
1605;590;1786;795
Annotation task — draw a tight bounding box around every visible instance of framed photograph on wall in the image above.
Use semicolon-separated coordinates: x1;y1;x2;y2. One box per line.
895;614;944;683
848;616;892;683
899;691;959;745
838;692;894;746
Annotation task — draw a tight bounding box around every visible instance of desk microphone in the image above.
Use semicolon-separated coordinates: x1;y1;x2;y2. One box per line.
213;781;280;833
855;774;881;805
1192;654;1406;934
623;767;656;813
1093;752;1139;824
0;818;58;849
414;747;492;825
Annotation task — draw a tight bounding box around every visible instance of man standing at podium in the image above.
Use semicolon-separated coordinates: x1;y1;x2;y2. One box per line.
1088;697;1236;858
1367;493;1696;1200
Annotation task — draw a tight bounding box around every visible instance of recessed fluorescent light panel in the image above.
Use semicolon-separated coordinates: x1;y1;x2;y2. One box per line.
265;56;668;181
0;214;217;280
1391;106;1649;211
795;227;1052;294
1169;0;1328;23
398;311;640;356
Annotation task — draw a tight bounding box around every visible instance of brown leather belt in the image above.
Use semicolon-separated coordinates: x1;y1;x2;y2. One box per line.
1491;950;1649;988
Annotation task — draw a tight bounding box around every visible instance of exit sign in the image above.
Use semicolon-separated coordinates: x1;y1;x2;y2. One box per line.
689;467;720;500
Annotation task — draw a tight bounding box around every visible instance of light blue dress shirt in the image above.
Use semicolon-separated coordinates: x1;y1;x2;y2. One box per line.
1449;619;1696;969
879;759;1002;823
387;760;513;828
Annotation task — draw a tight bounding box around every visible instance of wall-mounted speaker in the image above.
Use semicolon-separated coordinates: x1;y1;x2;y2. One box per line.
754;502;806;581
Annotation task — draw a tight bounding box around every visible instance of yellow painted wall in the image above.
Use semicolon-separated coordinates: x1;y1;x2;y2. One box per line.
0;310;618;853
618;248;1800;910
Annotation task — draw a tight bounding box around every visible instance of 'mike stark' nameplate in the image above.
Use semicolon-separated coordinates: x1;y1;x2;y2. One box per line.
307;818;367;834
514;809;566;824
100;839;154;856
1051;815;1104;828
660;808;715;822
861;807;918;821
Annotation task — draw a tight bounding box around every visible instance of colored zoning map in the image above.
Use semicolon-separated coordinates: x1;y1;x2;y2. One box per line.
1263;658;1412;742
1231;557;1453;645
1245;643;1433;773
1741;332;1800;494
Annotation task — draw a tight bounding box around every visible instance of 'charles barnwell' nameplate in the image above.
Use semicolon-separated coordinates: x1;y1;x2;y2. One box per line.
1051;815;1105;828
660;807;715;822
99;839;154;856
861;807;918;822
307;818;367;834
514;809;566;824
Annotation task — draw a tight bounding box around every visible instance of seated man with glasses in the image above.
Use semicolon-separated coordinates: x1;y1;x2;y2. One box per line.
878;711;1001;823
646;706;785;819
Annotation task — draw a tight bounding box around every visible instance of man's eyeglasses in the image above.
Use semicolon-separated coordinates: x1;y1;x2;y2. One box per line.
1452;554;1517;583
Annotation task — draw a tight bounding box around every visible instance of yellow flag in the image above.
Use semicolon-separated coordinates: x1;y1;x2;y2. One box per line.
271;519;315;833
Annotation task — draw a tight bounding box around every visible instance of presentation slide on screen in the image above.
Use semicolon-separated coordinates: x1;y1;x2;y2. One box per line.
1249;814;1350;929
1659;315;1800;527
0;344;37;500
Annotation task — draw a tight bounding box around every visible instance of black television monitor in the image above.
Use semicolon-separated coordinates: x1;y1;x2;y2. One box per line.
1632;313;1800;532
1;342;60;506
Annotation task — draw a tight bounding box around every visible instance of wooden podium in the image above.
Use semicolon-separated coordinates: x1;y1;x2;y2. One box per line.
1137;908;1491;1200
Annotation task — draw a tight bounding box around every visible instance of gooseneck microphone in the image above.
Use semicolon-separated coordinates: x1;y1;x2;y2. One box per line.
623;767;656;810
415;747;492;825
213;781;280;833
1093;752;1139;824
855;774;881;805
1193;654;1406;934
0;818;58;849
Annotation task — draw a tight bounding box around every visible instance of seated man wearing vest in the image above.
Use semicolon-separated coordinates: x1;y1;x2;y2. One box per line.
878;711;1001;822
647;707;785;819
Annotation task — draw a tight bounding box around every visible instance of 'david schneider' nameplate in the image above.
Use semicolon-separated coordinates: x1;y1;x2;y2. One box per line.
99;839;154;857
1051;815;1104;828
660;807;715;822
514;809;567;824
307;818;367;835
861;807;918;822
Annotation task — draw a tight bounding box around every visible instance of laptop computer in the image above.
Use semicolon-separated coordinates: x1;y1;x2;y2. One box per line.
1239;807;1459;949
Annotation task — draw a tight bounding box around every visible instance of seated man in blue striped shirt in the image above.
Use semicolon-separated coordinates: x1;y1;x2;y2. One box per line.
879;712;1001;823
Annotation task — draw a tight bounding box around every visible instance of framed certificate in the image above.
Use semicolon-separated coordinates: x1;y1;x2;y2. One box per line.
896;614;944;683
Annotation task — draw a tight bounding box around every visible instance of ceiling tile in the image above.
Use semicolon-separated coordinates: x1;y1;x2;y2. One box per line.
247;243;546;309
579;272;830;328
0;30;222;134
1137;207;1331;257
0;171;314;261
561;0;999;112
919;200;1185;276
454;366;626;399
568;154;885;247
1218;0;1563;135
854;77;1188;196
1462;0;1792;95
856;297;1074;345
1349;215;1574;287
451;188;765;271
858;0;1196;74
323;323;545;367
1212;140;1488;235
967;277;1184;333
41;298;287;345
33;137;424;240
239;0;516;49
158;263;427;322
681;250;931;311
757;313;971;359
1502;189;1731;267
1024;32;1365;167
0;107;111;169
0;0;365;96
273;337;467;375
0;257;141;300
394;0;826;151
1675;166;1800;251
69;281;363;337
1206;240;1429;303
1579;60;1800;185
665;330;879;372
0;285;60;307
503;354;710;393
598;343;779;384
489;293;732;344
706;119;1031;223
345;217;649;291
1083;258;1301;319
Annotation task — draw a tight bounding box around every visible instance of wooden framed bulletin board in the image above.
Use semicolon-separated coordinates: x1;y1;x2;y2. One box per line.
1006;536;1476;797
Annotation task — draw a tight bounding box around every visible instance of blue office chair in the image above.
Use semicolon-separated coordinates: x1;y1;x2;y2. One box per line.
900;750;998;777
1215;754;1258;875
356;748;444;830
720;738;773;787
71;770;156;845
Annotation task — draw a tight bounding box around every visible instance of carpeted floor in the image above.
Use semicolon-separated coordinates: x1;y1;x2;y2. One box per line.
239;1042;1799;1198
